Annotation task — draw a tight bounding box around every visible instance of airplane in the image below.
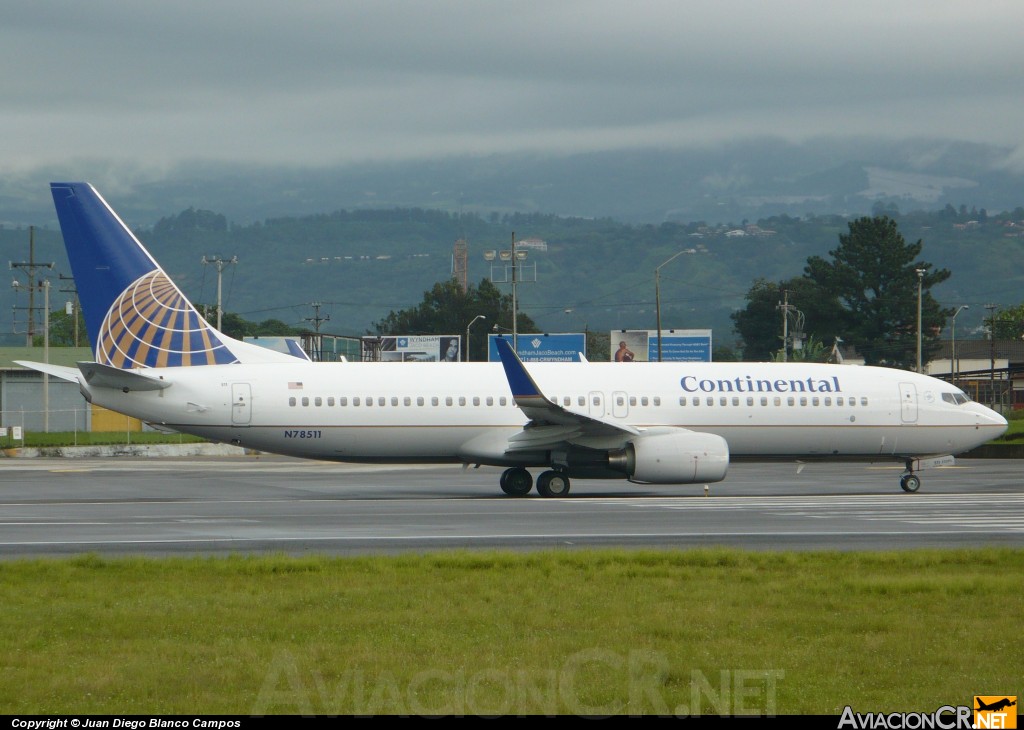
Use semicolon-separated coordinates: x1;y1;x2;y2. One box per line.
975;698;1016;713
17;182;1009;497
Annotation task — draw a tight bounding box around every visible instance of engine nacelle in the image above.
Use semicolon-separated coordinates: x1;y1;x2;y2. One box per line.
608;429;729;484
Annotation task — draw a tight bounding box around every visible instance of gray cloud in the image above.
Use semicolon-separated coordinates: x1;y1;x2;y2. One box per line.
3;0;1022;173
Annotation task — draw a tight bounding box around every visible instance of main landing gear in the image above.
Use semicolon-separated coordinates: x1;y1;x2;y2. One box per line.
499;467;571;497
900;460;921;493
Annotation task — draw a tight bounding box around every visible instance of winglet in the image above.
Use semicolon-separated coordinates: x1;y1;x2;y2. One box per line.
286;339;312;361
494;337;546;403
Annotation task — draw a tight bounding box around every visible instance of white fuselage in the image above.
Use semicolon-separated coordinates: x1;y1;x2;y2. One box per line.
85;360;1007;469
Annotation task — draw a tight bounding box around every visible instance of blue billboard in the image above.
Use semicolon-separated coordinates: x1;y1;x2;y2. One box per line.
488;333;587;362
609;329;712;362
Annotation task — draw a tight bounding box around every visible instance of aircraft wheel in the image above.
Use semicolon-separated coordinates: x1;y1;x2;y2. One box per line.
900;474;921;493
500;467;533;496
537;470;571;498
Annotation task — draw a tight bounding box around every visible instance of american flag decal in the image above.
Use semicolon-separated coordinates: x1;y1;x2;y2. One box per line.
288;382;304;390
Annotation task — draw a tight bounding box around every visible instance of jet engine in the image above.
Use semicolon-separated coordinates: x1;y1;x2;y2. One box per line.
608;429;729;484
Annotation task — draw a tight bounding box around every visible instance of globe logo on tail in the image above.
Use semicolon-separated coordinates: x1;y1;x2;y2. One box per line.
96;270;238;368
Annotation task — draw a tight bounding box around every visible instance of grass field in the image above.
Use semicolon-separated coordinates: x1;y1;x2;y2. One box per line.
0;549;1021;716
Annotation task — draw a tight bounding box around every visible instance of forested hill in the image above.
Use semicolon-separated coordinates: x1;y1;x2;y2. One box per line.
2;203;1023;345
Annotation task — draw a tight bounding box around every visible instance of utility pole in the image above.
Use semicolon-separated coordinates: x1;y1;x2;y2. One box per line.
59;274;80;347
777;290;794;362
10;226;54;346
915;268;926;373
305;302;330;332
985;303;997;411
201;255;238;331
305;302;330;363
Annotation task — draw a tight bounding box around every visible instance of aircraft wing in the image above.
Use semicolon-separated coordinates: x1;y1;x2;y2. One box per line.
494;337;639;451
14;361;82;383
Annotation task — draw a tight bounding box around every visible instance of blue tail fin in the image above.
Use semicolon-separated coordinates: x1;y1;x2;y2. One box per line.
50;182;241;368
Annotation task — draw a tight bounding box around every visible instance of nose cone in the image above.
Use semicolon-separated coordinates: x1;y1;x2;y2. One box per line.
972;403;1009;438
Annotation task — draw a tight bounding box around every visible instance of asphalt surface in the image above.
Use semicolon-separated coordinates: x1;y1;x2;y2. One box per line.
0;456;1021;557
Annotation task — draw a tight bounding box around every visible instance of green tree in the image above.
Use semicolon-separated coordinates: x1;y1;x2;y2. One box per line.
211;310;303;340
40;308;88;348
373;278;538;362
991;304;1024;340
770;335;834;363
731;277;844;361
804;216;951;368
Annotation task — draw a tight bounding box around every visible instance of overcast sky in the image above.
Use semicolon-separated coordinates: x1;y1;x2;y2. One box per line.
4;0;1023;177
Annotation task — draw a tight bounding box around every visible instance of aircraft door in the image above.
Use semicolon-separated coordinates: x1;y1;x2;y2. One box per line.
231;383;252;425
588;391;605;419
898;382;917;424
612;391;629;418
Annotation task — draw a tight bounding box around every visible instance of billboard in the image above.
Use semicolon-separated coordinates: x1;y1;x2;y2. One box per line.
488;333;586;362
367;335;461;362
609;329;712;362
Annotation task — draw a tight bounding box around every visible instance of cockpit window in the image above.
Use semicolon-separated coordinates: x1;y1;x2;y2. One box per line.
941;392;971;405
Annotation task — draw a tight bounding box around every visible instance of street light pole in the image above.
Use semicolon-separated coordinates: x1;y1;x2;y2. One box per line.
465;315;485;362
655;251;686;362
951;304;968;386
42;279;50;434
916;268;926;373
985;303;997;410
563;308;589;360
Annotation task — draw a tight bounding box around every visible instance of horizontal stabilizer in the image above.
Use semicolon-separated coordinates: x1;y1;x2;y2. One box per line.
77;361;172;391
13;361;82;383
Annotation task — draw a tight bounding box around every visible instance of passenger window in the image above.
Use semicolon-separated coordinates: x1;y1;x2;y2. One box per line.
787;397;795;406
824;397;831;406
706;397;713;406
653;397;661;406
641;396;649;406
578;396;585;406
486;396;493;406
500;397;507;406
315;397;322;407
301;397;309;407
391;397;398;406
719;397;727;406
774;397;781;406
378;397;386;406
732;397;740;406
837;397;844;406
289;397;296;407
417;397;424;406
799;397;807;406
366;397;373;407
459;396;466;406
432;397;439;406
473;397;480;406
404;397;411;406
812;397;819;406
340;397;348;406
679;396;686;406
620;396;628;406
747;397;754;406
445;397;453;406
861;397;868;406
353;397;361;406
328;397;335;407
760;397;767;406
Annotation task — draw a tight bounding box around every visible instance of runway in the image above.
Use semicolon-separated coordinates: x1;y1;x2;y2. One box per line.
0;456;1022;557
